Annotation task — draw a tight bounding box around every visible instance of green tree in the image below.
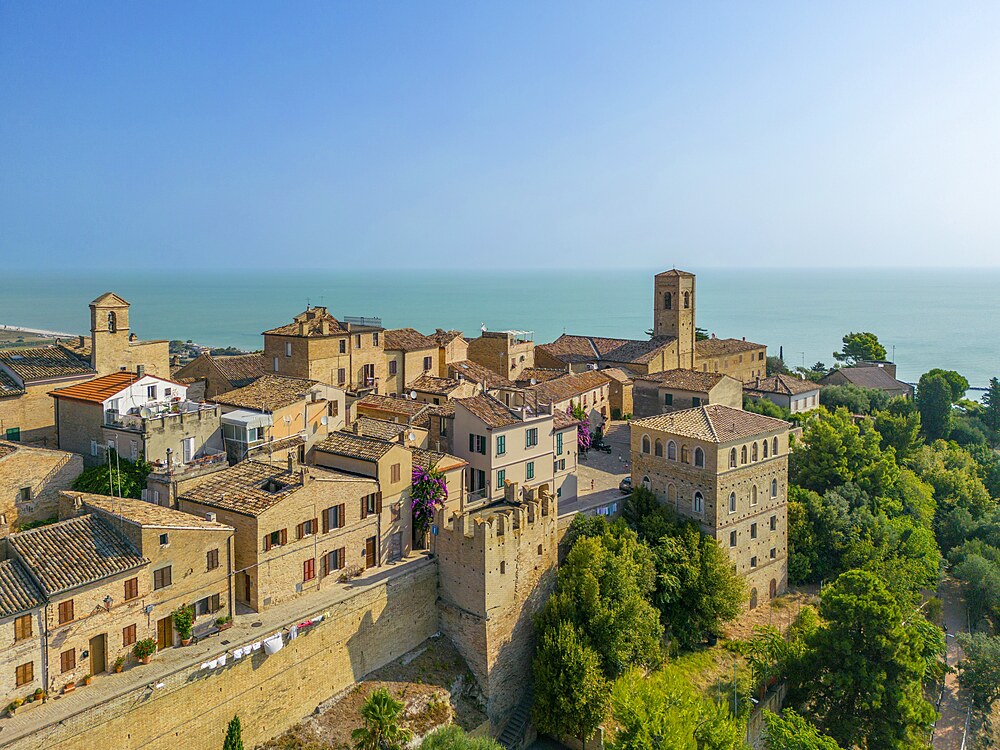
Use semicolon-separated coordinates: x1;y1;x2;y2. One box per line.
419;726;503;749
981;377;1000;447
922;369;969;402
788;570;936;749
820;384;889;415
743;396;790;420
766;356;790;376
951;554;1000;630
873;404;922;461
71;450;151;499
223;715;244;750
351;688;412;750
532;620;609;749
917;371;957;440
833;332;887;365
956;633;1000;715
762;710;841;750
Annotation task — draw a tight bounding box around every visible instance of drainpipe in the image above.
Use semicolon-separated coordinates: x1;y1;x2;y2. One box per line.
226;535;235;620
40;604;50;699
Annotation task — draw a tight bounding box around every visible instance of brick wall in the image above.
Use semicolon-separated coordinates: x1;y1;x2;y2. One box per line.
0;378;93;448
0;444;82;528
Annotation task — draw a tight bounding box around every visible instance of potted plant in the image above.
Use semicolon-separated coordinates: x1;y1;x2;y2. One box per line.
173;605;195;646
81;674;93;686
62;682;76;695
7;698;22;716
133;638;157;665
113;656;125;674
215;615;233;631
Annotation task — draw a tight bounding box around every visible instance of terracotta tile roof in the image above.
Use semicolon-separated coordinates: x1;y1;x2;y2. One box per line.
356;393;429;419
819;366;911;392
246;433;306;458
636;369;730;391
745;373;819;396
212;353;268;387
408;374;462;396
448;360;514;389
58;337;92;358
603;337;676;365
655;268;695;277
553;410;581;430
179;461;307;516
66;492;233;530
212;374;319;412
0;346;94;383
632;404;789;444
515;368;567;386
315;431;396;462
0;441;17;460
49;370;142;404
410;448;466;472
384;328;437;352
263;307;347;337
0;369;25;398
0;559;44;618
355;416;408;441
458;394;521;429
695;337;765;358
432;329;464;346
528;370;612;405
538;335;630;364
8;515;147;595
426;402;456;418
597;367;636;383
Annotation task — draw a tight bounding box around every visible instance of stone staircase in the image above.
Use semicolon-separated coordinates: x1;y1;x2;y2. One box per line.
497;698;533;750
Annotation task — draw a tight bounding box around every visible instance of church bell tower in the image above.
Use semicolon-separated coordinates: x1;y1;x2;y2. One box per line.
653;269;696;370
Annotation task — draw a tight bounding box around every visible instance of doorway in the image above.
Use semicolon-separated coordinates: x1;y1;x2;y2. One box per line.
89;633;107;674
365;536;377;569
239;572;252;605
156;615;173;650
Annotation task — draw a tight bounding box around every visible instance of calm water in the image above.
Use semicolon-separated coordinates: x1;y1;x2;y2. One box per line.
2;268;998;388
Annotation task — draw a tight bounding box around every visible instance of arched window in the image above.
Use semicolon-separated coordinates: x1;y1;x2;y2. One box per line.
750;588;758;610
683;291;690;309
693;492;704;513
667;440;677;460
654;439;663;458
729;448;737;468
728;492;736;513
642;476;651;490
751;486;758;506
694;447;705;467
762;440;769;459
772;437;779;455
771;478;778;498
741;446;748;464
667;484;677;505
107;311;117;333
681;445;689;463
664;292;672;310
751;443;758;462
769;579;778;599
641;435;651;454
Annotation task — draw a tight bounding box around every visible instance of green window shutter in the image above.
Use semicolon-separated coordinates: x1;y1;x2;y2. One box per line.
480;437;487;455
469;433;475;452
526;462;534;480
497;469;505;489
556;432;562;455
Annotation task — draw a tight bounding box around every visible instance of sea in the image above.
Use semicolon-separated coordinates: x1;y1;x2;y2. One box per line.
2;268;998;389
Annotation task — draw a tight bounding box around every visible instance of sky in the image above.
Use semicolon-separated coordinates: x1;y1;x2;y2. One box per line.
2;2;1000;270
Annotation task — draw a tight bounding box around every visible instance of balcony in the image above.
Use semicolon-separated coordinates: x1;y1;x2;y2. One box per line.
104;401;218;430
148;450;228;478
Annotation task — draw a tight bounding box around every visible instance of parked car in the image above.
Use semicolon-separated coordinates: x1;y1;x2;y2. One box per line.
618;477;633;494
594;442;612;453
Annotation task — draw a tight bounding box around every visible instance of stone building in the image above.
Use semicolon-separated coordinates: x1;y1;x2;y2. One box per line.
434;487;558;732
87;293;170;377
819;364;914;399
178;459;383;611
50;370;223;467
631;404;790;608
632;370;743;418
0;440;83;531
521;369;613;430
410;448;468;519
431;330;469;377
467;330;536;380
745;373;821;414
694;336;766;383
0;558;45;707
351;416;428;450
407;374;480;405
0;347;95;447
172;353;268;398
262;307;386;395
383;328;439;397
353;393;431;426
600;367;635;419
211;374;345;464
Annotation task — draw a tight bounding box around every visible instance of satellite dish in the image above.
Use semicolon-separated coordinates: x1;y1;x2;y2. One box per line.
409;391;417;400
321;416;329;426
139;407;152;419
408;431;416;442
283;416;291;424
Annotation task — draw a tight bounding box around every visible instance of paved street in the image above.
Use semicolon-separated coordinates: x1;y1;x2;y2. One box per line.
932;578;970;750
564;420;631;517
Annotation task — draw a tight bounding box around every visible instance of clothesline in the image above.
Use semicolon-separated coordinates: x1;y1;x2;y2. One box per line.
198;613;326;671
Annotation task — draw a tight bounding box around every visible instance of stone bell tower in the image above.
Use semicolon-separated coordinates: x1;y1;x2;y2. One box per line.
653;269;696;370
90;292;132;374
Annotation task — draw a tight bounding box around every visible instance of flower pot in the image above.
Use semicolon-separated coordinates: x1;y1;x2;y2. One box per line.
141;655;152;665
82;677;92;686
218;621;233;631
63;683;75;694
181;638;192;646
114;665;123;674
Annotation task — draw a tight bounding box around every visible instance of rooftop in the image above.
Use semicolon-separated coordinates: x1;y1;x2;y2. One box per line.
355;393;430;418
746;373;819;396
66;491;233;530
210;353;268;387
537;334;630;364
431;329;465;346
0;369;26;397
408;374;464;396
410;448;467;472
655;268;695;278
0;346;94;383
354;416;409;441
49;370;160;404
212;374;320;412
179;461;309;516
0;441;17;460
384;328;437;351
632;404;789;443
695;337;765;358
8;515;147;595
0;559;44;619
315;430;398;462
458;394;522;429
263;307;347;337
528;369;612;404
820;366;910;391
602;337;677;365
636;369;732;391
515;367;567;385
448;360;515;389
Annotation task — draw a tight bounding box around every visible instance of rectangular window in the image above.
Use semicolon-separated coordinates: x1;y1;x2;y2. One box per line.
391;463;401;483
153;566;172;590
159;532;169;546
264;529;287;551
556;432;563;455
323;504;345;532
423;356;432;371
14;614;32;641
729;531;737;547
663;393;673;406
526;461;535;480
58;600;74;624
323;548;346;576
355;334;362;348
525;428;538;448
497;469;506;489
692;396;701;407
164;388;172;397
338;368;346;385
750;556;758;569
122;624;137;647
15;662;33;687
273;357;279;372
124;577;139;600
496;435;506;456
373;332;379;346
770;515;777;531
303;558;316;582
18;486;31;503
60;649;75;673
750;523;758;539
297;518;318;538
770;547;777;560
206;548;220;571
388;360;397;375
5;427;20;442
285;342;292;357
147;384;157;399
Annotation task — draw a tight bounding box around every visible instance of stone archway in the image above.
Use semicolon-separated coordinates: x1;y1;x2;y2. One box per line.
749;588;758;610
769;578;777;599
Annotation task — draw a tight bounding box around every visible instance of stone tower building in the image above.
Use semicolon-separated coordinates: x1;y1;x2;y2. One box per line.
652;269;696;370
433;485;558;732
88;293;170;377
630;404;790;608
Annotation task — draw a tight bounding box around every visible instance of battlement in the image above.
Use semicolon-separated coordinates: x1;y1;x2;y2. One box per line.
436;483;554;546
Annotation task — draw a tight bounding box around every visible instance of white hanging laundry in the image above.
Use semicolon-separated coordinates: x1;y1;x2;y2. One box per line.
252;641;262;651
313;614;324;623
263;634;284;654
208;659;219;669
218;654;227;666
289;625;299;640
232;648;243;660
200;662;211;670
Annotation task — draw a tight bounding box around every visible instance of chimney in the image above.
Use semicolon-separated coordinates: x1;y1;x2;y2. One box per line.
137;364;145;378
205;512;217;523
353;420;363;436
78;335;85;347
287;453;295;473
300;466;310;483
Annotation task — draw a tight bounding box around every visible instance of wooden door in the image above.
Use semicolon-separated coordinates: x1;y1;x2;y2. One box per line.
156;615;173;650
365;536;377;568
239;572;252;604
89;633;107;674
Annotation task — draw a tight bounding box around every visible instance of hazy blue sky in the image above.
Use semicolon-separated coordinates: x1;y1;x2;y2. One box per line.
3;2;1000;269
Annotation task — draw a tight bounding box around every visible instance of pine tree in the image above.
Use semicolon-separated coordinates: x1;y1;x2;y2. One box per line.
981;377;1000;447
223;715;244;750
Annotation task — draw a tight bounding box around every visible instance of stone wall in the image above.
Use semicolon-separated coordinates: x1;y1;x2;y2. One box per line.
0;443;82;528
0;379;95;448
0;561;439;750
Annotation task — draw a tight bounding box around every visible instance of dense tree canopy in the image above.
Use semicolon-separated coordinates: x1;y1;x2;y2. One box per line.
833;332;886;365
72;450;151;500
762;709;842;750
419;726;503;750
